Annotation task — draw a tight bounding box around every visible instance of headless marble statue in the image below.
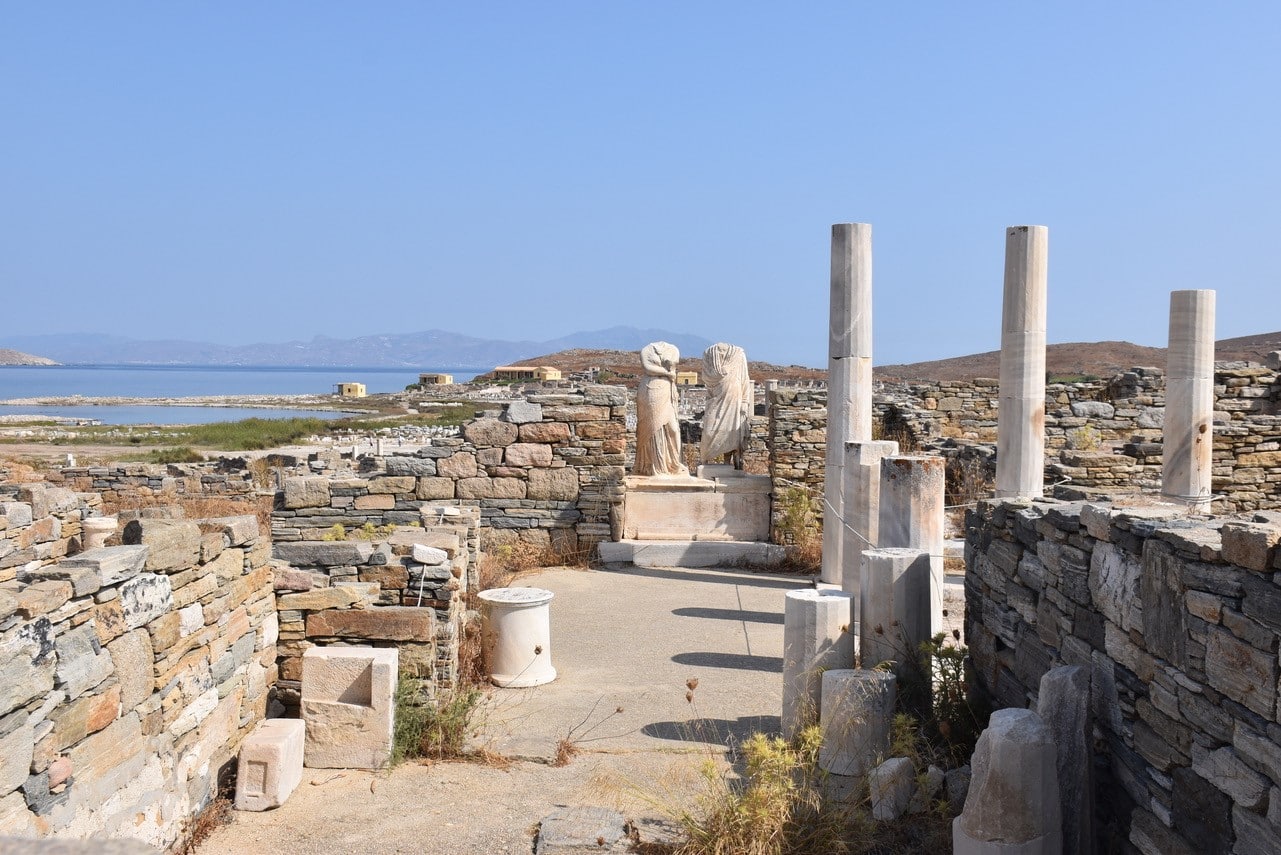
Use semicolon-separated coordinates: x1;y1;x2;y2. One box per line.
634;341;688;476
700;342;752;469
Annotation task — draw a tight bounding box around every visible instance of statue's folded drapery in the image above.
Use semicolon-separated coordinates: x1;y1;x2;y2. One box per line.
634;341;687;476
699;342;752;467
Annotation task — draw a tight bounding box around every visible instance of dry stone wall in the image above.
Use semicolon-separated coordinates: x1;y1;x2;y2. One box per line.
965;495;1281;852
0;482;274;849
765;363;1281;518
57;463;262;503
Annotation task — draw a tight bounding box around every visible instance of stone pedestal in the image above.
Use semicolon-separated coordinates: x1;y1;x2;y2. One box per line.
301;646;398;770
877;455;945;636
782;588;854;738
235;718;305;811
823;223;874;584
81;516;117;550
818;669;896;777
1162;289;1216;511
479;587;556;687
954;708;1062;854
860;547;932;673
840;440;899;626
995;225;1048;499
620;473;770;542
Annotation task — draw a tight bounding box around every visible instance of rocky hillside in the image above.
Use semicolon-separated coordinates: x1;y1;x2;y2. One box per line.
0;348;57;366
496;348;825;386
877;332;1281;382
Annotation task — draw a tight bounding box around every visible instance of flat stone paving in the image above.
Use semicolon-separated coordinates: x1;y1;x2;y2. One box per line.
198;562;805;855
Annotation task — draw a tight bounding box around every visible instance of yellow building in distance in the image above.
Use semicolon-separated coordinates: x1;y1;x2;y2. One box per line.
334;382;367;397
418;373;454;385
676;371;700;386
492;365;562;382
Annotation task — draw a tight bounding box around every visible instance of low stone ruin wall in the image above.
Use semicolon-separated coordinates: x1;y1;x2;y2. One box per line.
964;495;1281;852
271;385;628;554
57;462;263;503
270;507;478;710
765;363;1281;517
1;482;275;849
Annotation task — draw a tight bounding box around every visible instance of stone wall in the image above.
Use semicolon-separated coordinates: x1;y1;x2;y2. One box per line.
57;463;263;503
0;483;275;849
964;495;1281;852
766;388;828;541
763;363;1281;518
270;508;478;710
271;385;628;555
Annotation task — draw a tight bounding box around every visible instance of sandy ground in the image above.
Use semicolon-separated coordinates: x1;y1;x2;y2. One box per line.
197;563;801;855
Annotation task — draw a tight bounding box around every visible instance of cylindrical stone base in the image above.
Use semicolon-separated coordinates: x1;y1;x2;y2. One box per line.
818;668;896;777
81;516;117;550
782;588;854;738
860;547;933;672
478;587;556;687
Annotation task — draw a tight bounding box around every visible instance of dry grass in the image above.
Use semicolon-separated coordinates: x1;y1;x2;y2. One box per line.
176;794;233;855
101;493;273;532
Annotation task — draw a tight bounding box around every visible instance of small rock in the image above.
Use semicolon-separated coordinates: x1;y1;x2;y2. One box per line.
869;757;914;821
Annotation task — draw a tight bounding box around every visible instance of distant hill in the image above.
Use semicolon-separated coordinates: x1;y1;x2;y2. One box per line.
491;347;826;386
0;348;57;366
877;332;1281;382
0;327;714;369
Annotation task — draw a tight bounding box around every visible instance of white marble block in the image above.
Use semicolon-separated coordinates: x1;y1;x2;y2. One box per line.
478;587;556;687
954;708;1062;854
782;588;854;738
235;718;305;811
818;668;896;777
860;547;932;673
301;646;398;769
995;225;1049;499
840;439;899;633
877;455;945;636
870;756;915;821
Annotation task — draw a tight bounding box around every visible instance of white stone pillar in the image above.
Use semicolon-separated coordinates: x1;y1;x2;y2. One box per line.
877;454;946;636
823;223;874;585
859;547;932;672
953;708;1063;854
840;439;899;633
818;668;896;777
995;225;1049;499
782;588;854;738
1162;289;1216;511
478;587;557;687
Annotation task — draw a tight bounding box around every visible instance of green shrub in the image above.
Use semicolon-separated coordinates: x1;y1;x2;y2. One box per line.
392;671;484;765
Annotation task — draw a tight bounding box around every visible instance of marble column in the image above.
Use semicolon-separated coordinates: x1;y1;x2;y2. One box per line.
840;439;899;635
818;669;896;777
859;547;932;673
823;223;873;584
782;588;855;738
877;455;945;636
1162;289;1216;511
995;225;1049;499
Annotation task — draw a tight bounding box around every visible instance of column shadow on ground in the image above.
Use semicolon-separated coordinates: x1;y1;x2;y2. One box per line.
671;651;784;672
671;607;784;624
642;715;782;745
602;564;809;590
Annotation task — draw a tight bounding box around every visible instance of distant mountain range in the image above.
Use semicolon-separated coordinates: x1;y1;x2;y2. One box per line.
0;327;715;369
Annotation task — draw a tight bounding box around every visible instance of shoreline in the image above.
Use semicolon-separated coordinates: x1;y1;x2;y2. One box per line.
0;393;370;412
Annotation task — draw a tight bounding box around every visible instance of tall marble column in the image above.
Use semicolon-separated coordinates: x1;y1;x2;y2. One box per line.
995;225;1049;499
823;223;873;584
1162;289;1216;511
877;455;945;636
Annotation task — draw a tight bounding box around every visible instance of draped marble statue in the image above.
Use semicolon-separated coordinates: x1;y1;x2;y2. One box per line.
699;342;753;469
634;341;688;477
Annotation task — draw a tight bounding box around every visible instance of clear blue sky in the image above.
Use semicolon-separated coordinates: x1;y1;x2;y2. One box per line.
3;3;1278;368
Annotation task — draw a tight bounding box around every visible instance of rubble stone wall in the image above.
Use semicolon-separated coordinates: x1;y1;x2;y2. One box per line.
965;495;1281;852
0;482;275;849
271;385;628;554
